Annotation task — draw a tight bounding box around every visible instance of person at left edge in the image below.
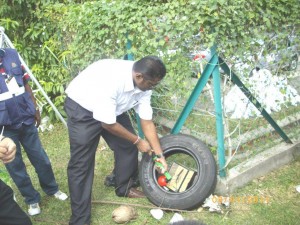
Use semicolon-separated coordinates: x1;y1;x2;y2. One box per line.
0;48;68;216
0;136;32;225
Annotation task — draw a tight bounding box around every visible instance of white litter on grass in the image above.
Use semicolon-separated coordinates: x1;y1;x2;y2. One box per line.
202;194;230;213
202;195;222;212
169;213;184;223
296;185;300;193
38;116;54;132
150;209;164;220
224;69;300;119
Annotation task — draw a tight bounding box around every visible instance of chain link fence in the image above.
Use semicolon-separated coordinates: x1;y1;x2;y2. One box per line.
149;53;300;172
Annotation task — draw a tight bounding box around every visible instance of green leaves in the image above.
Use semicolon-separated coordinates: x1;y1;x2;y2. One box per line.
0;18;19;31
1;0;299;122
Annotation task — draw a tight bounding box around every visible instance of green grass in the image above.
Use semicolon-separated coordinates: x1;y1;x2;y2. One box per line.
0;123;299;225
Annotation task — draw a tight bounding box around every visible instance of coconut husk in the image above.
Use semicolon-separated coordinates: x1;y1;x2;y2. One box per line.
112;205;138;224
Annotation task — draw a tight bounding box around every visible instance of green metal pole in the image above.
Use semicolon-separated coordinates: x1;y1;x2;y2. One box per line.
171;46;218;134
171;45;227;177
212;53;226;177
126;37;134;61
126;37;144;138
219;57;292;144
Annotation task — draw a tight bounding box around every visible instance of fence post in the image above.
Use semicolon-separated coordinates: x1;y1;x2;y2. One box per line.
125;36;144;138
171;45;226;177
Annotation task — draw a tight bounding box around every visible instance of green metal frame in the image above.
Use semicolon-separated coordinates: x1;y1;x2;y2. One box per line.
126;39;292;178
171;45;226;177
218;57;292;144
126;38;144;138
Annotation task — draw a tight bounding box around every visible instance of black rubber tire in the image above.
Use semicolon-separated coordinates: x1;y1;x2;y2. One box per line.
139;134;217;210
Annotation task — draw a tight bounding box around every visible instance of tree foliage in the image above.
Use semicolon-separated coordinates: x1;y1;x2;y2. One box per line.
0;0;299;120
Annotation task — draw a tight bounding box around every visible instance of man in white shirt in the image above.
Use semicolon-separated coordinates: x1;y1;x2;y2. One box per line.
64;56;168;225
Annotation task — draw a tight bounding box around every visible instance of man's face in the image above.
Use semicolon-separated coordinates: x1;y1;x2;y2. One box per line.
134;72;161;91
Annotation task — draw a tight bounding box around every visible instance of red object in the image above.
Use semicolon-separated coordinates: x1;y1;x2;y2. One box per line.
193;54;206;61
164;36;169;43
193;55;200;60
158;175;167;186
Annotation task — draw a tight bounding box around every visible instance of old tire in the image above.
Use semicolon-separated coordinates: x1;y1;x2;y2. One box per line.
139;134;217;210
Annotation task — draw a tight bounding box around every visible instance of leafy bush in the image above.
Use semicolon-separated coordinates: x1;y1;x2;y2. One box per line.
0;0;299;121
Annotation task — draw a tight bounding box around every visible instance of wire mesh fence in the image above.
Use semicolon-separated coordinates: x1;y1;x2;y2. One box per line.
149;55;300;173
2;25;299;175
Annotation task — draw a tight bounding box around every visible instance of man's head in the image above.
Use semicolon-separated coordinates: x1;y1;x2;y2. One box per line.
133;56;166;91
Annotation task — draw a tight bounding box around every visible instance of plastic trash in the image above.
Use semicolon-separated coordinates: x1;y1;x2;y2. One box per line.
38;116;54;132
150;209;164;220
169;212;184;223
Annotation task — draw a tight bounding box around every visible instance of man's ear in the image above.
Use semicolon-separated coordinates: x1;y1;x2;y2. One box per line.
135;72;144;81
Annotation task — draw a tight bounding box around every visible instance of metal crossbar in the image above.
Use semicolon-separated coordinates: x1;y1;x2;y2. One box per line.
170;45;292;177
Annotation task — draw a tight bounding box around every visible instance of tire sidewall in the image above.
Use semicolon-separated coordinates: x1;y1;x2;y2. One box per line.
139;134;217;210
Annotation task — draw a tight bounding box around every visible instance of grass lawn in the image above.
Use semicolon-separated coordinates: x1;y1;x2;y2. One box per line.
0;122;299;225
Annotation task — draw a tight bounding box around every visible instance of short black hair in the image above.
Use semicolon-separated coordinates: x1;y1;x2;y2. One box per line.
133;56;166;80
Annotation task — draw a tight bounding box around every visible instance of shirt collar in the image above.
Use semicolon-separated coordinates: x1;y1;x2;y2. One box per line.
124;70;143;94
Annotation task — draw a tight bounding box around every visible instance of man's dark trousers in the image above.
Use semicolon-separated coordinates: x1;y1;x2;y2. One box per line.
64;97;138;225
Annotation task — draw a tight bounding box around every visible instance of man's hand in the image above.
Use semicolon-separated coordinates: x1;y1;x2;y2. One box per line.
0;137;16;164
154;156;168;173
136;139;152;154
35;109;41;128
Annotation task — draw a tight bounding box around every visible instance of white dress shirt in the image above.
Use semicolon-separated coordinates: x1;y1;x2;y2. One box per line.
65;59;153;124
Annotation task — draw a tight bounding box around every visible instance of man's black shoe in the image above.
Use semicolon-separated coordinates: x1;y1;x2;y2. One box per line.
104;173;140;188
132;177;140;188
104;173;116;187
127;188;145;198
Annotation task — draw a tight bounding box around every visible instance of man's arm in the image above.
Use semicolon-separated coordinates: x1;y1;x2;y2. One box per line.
101;122;152;153
24;83;41;128
140;119;168;170
140;119;161;155
102;120;168;170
